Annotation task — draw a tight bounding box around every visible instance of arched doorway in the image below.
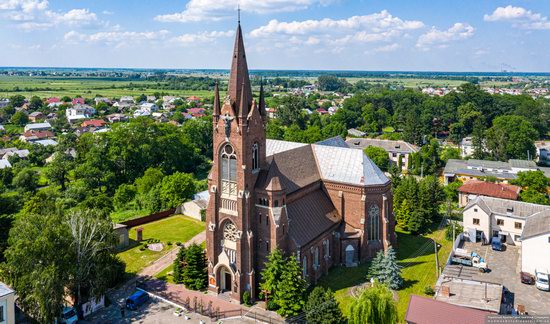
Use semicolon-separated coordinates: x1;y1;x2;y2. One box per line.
219;266;233;293
345;244;355;267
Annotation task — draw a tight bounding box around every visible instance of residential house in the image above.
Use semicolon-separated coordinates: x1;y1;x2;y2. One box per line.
347;128;366;137
0;282;15;324
186;95;201;103
94;97;111;105
0;160;11;169
0;99;9;109
34;139;58;147
0;148;17;159
457;180;521;207
2;149;29;160
346;138;419;172
113;101;133;111
133;103;158;118
315;107;329;115
119;96;135;104
66;104;95;123
46;97;60;105
24;122;51;132
176;190;209;221
535;141;550;166
81;119;107;128
28;111;45;122
405;295;490;324
20;130;55;143
443;159;542;185
0;125;4;132
71;98;85;105
463;196;550;246
106;113;129;123
146;95;157;102
460;136;475;158
521;211;550;275
187;107;206;118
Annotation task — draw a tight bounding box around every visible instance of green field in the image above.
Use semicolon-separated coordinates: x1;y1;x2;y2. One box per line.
0;76;215;99
117;215;205;275
318;225;452;322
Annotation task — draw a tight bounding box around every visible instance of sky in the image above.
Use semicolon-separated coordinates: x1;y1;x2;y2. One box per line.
1;0;550;72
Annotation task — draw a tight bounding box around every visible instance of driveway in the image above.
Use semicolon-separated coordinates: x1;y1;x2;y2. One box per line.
461;241;550;315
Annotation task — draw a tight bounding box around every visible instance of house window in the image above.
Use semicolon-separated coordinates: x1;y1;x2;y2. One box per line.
515;222;522;230
220;144;237;196
314;247;319;270
266;216;269;227
0;306;3;322
474;208;478;212
368;205;380;241
324;239;330;258
302;256;308;278
274;200;279;207
266;241;269;252
282;224;285;235
252;143;259;170
497;219;504;226
473;218;480;225
259;213;261;224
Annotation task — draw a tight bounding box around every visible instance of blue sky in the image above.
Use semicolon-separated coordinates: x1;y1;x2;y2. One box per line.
1;0;550;72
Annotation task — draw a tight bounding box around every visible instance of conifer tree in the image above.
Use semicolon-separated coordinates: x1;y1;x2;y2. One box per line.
274;255;306;317
181;243;207;290
380;246;403;290
368;250;385;281
304;286;345;324
172;245;187;284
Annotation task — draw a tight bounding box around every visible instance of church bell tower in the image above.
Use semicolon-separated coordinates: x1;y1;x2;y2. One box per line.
205;19;267;303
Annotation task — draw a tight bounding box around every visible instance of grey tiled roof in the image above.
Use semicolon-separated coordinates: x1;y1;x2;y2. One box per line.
444;158;541;179
465;196;550;219
522;210;550;240
315;136;349;148
266;139;307;156
0;282;13;297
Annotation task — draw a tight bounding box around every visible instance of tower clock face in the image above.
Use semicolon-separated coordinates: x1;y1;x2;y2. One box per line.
223;222;239;242
369;205;380;218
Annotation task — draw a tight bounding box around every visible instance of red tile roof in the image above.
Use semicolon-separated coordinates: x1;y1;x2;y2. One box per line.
458;180;520;201
47;97;60;104
81;119;106;127
72;98;85;105
23;130;54;139
405;295;490;324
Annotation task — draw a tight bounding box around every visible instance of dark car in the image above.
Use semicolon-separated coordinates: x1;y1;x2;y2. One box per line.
126;290;149;310
520;272;535;285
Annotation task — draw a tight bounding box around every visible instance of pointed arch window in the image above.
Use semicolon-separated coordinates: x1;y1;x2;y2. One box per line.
302;256;308;278
252;142;259;170
368;204;380;241
221;144;237;196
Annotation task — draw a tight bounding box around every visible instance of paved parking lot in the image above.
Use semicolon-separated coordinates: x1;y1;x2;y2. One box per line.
461;241;550;315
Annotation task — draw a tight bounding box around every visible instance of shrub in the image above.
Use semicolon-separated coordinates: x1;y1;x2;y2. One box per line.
424;286;435;296
266;299;278;311
242;291;251;306
176;242;182;246
167;241;173;246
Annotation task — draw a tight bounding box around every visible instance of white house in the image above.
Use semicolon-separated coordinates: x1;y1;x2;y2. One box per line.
0;99;9;109
521;211;550;275
66;104;95;120
0;282;15;324
460;137;475;158
0;160;11;169
119;96;135;104
462;196;550;246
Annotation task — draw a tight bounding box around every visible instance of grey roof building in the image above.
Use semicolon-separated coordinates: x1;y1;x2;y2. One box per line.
443;158;541;184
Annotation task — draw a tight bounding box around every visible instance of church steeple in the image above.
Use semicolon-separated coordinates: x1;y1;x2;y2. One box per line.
228;20;253;119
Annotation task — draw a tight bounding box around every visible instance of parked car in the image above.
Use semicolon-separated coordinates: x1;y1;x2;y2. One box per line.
520;272;535;285
59;307;78;324
126;290;150;310
535;271;549;291
491;237;504;251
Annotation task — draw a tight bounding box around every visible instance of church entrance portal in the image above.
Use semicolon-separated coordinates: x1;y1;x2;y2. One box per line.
220;267;232;292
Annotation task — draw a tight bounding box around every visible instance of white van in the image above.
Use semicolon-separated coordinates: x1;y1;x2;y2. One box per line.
535;271;549;291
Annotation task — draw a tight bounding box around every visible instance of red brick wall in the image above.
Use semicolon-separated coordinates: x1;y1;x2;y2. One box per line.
120;208;176;228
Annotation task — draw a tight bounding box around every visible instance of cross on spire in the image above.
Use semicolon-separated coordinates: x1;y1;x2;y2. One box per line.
238;4;241;24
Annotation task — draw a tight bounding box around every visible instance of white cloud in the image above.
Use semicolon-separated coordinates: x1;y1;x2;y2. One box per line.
484;5;550;30
45;9;97;26
250;11;423;38
172;30;234;44
416;23;475;50
64;30;170;45
374;43;400;52
155;0;335;23
0;0;48;12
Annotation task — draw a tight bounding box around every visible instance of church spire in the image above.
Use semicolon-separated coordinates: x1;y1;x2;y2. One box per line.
213;81;220;117
228;19;252;118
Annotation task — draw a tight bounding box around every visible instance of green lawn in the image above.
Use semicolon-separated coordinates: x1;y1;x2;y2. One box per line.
317;225;452;322
110;209;151;224
154;264;176;284
117;215;205;275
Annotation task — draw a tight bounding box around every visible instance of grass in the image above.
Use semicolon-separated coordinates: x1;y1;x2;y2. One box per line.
110;208;151;224
117;215;205;275
155;264;176;284
317;224;453;322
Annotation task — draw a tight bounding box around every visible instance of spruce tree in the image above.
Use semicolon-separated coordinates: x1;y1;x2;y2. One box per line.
172;246;187;284
368;250;385;281
260;248;285;302
181;243;207;290
304;286;345;324
380;246;403;290
274;255;306;317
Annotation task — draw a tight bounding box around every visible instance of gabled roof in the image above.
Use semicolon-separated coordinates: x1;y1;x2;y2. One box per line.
406;295;490;324
465;196;550;219
287;189;341;247
315;136;348;148
522;210;550;240
458;180;520;201
346;138;419;154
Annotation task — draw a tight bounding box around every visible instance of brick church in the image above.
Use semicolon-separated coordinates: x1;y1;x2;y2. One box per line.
205;21;396;303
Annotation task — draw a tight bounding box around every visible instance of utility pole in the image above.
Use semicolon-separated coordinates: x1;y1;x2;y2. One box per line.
434;239;439;276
